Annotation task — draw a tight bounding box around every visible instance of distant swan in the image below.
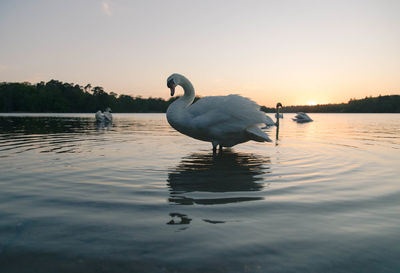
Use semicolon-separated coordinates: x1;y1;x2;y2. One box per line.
166;73;279;153
95;107;112;123
104;107;112;122
95;110;105;122
262;102;282;129
293;112;313;123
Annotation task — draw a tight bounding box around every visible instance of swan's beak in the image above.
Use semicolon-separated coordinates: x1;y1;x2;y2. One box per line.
169;84;176;96
167;78;176;96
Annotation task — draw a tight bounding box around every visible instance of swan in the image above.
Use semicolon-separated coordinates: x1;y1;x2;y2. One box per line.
262;102;282;129
95;110;105;122
166;73;279;153
104;107;112;122
95;107;112;123
275;103;283;126
293;112;313;123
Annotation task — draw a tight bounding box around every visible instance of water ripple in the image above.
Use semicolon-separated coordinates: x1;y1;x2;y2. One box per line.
0;113;399;273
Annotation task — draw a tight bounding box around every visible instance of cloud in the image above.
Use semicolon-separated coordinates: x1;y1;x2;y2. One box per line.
102;1;112;16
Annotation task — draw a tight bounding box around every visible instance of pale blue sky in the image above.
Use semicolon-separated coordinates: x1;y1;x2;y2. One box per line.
1;0;399;106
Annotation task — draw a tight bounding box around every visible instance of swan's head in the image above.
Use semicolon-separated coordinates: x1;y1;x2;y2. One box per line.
105;107;112;112
276;102;282;108
167;73;184;96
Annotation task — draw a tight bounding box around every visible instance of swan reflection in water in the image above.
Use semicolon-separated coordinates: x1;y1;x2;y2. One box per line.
95;120;112;131
167;150;271;225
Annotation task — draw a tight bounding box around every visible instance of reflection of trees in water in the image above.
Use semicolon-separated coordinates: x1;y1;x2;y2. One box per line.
167;150;271;206
0;116;111;155
0;116;94;134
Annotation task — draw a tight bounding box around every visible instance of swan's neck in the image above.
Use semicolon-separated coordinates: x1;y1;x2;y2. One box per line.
167;76;195;129
276;105;281;125
177;76;195;107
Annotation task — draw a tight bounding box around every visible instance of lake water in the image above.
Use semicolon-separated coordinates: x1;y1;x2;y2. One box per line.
0;113;399;272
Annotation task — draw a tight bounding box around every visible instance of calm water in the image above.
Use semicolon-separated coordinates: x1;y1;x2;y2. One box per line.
0;113;399;272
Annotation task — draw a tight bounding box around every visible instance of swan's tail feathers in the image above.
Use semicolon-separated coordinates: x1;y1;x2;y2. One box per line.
246;126;272;142
264;115;275;127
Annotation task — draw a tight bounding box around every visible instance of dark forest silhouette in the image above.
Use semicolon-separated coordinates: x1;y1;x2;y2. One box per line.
0;80;399;113
261;95;400;113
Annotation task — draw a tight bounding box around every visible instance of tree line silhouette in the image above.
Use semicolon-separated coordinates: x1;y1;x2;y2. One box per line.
0;80;399;113
261;95;400;113
0;80;174;113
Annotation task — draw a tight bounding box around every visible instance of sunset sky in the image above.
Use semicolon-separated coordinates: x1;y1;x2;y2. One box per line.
1;0;399;106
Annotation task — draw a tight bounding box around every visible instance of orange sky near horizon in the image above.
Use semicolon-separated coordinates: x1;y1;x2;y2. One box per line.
0;0;399;107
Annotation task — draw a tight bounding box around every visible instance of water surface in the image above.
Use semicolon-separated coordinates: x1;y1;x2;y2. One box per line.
0;113;399;272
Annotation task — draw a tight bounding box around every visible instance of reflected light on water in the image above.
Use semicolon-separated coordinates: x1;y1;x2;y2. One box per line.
0;113;399;272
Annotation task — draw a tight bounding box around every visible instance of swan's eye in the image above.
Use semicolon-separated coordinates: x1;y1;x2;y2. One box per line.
167;78;175;88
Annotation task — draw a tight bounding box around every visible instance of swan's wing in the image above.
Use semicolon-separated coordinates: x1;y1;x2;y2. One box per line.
295;112;312;121
188;95;269;127
189;95;257;114
264;114;275;126
189;109;232;130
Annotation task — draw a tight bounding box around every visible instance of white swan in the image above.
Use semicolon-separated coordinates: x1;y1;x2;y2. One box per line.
166;73;278;152
262;102;283;129
95;107;112;123
95;110;105;122
293;112;313;123
104;107;112;122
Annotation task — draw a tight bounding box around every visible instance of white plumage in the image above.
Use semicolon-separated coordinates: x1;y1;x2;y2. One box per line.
95;110;105;122
166;73;276;151
95;107;112;123
292;112;312;123
104;107;112;122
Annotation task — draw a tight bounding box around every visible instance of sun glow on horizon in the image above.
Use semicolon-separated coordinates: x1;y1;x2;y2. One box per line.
307;101;318;106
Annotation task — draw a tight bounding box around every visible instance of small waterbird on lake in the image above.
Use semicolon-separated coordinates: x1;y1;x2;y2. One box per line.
292;112;313;123
166;73;282;153
95;107;113;123
95;110;105;122
104;107;112;122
